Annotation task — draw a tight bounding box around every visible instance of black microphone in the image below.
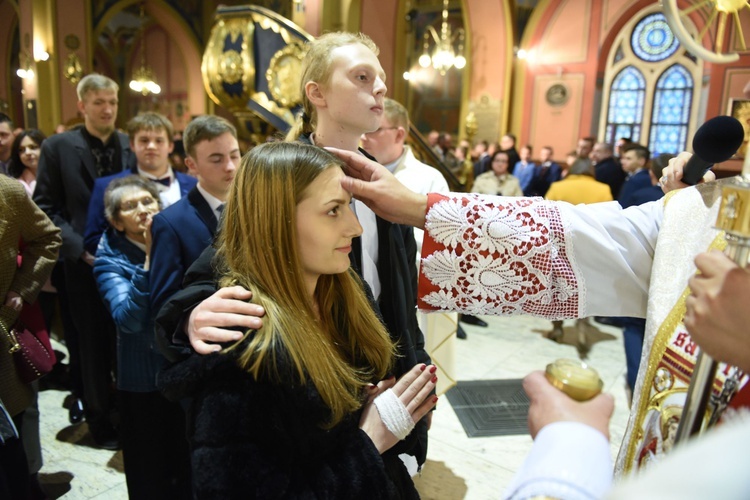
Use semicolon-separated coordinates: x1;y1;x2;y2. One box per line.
682;115;745;185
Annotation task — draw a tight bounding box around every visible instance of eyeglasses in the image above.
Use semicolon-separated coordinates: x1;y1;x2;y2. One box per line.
120;196;157;213
364;126;399;136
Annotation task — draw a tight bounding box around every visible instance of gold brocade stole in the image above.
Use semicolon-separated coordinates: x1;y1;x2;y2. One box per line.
622;232;733;472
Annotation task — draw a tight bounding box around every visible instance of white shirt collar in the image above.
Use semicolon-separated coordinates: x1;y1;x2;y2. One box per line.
196;183;225;213
138;166;174;182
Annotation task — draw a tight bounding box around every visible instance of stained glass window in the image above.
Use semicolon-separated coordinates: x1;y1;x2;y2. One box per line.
605;66;645;144
631;13;679;62
649;64;693;154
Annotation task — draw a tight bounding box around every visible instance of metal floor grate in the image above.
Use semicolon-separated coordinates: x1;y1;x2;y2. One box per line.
445;379;530;437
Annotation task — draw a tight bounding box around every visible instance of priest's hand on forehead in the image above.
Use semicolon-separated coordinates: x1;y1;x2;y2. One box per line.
326;147;428;229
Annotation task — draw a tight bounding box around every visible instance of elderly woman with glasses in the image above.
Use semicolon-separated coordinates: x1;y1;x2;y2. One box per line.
93;175;190;499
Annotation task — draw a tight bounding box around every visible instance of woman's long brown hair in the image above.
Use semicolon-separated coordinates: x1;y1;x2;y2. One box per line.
216;142;395;427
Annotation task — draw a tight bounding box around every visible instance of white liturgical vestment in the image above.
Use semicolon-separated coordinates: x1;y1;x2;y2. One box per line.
416;178;749;477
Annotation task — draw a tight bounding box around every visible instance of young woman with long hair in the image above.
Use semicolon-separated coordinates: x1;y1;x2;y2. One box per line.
159;142;437;498
157;31;434;479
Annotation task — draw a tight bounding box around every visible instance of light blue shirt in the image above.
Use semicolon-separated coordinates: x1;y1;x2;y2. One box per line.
514;161;537;192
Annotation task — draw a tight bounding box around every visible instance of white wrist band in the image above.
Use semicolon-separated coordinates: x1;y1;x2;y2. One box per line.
373;388;415;440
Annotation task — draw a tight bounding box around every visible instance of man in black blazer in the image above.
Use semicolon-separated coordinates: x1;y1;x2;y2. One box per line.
149;115;240;317
83;112;197;255
590;141;626;199
34;73;135;449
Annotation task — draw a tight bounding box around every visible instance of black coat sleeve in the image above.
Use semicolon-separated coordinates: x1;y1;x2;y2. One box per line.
154;245;220;363
159;354;413;500
397;223;430;367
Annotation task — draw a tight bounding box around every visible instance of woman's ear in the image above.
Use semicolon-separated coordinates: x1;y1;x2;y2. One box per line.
306;81;326;108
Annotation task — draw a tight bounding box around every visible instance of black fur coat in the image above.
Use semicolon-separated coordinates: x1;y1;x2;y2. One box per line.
158;345;420;499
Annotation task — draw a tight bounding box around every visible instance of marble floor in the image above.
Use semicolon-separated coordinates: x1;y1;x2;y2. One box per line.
36;315;630;499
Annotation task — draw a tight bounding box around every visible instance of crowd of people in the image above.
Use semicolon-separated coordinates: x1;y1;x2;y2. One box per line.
0;26;748;500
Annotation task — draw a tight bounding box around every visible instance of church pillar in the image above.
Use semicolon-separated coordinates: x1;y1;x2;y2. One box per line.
16;0;92;133
24;0;60;133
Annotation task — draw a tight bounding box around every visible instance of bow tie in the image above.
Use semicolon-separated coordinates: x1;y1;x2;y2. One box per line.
151;177;171;187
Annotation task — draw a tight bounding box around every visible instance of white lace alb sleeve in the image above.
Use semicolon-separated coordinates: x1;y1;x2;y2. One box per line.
418;193;662;319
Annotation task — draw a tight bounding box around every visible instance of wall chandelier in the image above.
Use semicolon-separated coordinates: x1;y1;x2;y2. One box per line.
129;3;161;96
418;0;466;75
16;52;35;80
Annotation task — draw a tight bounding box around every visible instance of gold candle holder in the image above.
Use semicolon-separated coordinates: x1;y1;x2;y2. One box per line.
545;358;603;401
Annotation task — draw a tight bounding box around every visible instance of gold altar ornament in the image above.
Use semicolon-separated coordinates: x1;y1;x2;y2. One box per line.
202;17;257;112
716;183;750;236
266;43;305;109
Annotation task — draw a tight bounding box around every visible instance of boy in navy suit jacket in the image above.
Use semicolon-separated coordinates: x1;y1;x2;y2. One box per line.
84;112;197;254
149;116;240;316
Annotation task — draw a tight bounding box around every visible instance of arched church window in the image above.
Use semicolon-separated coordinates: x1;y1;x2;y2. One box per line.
649;64;693;154
605;66;646;145
600;7;701;153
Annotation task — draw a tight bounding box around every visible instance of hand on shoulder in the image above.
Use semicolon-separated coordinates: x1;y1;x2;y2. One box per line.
187;286;265;354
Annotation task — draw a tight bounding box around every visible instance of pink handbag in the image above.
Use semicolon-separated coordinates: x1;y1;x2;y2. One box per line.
3;302;56;383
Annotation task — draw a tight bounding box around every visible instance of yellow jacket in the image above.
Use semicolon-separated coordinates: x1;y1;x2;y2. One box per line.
545;175;613;204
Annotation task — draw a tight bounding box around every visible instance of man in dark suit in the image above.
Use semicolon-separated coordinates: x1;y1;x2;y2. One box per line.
590;141;626;199
473;141;498;180
614;143;657;394
628;153;672;206
500;133;520;175
526;145;562;197
576;136;595;160
84;112;197;255
617;144;653;209
34;73;135;448
149;115;240;317
0;113;14;175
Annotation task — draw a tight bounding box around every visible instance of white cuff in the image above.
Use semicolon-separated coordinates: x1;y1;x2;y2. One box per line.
503;421;613;500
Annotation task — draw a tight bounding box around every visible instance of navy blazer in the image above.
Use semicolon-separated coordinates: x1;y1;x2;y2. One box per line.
34;128;135;260
526;161;562;197
594;157;627;200
628;184;665;206
149;186;219;315
83;169;197;255
618;169;654;208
